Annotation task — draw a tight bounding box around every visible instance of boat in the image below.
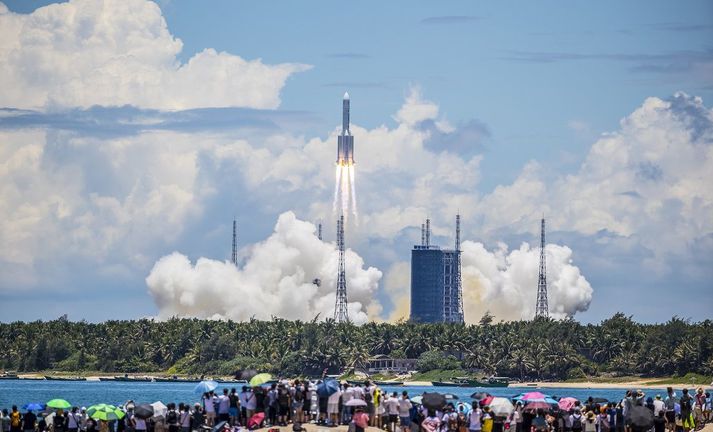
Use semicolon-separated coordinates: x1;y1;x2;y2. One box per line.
154;376;202;383
374;381;404;386
431;381;464;387
44;376;86;381
0;372;19;380
99;375;152;382
216;379;248;384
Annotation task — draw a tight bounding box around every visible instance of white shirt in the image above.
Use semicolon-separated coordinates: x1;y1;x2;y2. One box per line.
328;390;342;405
218;395;230;413
343;388;354;403
203;396;215;413
469;409;482;430
653;399;665;416
385;397;400;416
398;398;412;417
245;392;257;410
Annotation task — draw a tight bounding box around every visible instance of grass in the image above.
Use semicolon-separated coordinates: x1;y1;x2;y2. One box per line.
642;373;712;386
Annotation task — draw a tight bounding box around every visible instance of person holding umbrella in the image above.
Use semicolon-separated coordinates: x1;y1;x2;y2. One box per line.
21;408;36;432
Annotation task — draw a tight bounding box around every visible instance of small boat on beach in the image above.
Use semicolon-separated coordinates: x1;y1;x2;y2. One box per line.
154;376;202;383
44;376;86;381
99;375;152;382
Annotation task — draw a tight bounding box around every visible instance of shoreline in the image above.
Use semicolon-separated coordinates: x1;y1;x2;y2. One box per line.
10;374;711;389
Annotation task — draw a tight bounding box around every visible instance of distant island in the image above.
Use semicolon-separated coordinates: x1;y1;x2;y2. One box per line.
1;313;711;387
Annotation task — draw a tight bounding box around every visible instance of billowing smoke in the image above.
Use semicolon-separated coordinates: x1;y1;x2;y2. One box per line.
460;240;593;321
384;240;592;323
146;211;382;324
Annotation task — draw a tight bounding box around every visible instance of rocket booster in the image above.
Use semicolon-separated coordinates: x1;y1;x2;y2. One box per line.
337;92;354;166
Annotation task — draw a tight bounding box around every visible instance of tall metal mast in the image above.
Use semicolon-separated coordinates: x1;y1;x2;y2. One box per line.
334;214;349;323
318;222;323;241
231;218;238;266
535;217;549;318
454;214;464;323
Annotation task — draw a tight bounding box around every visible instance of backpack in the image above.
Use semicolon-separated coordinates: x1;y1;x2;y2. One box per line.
11;412;20;427
572;415;582;432
166;410;178;425
278;389;289;406
365;391;372;404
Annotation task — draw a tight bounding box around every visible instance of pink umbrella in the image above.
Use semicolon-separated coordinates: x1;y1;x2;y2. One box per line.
524;401;551;412
558;397;578;411
521;392;548;401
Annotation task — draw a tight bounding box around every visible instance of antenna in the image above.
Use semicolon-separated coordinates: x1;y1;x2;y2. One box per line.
231;218;238;266
455;214;464;323
425;218;431;247
535;217;549;318
334;214;349;323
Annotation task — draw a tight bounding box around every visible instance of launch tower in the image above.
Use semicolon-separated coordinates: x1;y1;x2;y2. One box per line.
535;217;549;318
334;214;349;322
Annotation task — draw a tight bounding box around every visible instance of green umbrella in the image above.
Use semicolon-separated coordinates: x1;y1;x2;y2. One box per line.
249;373;273;387
87;404;125;421
46;399;72;410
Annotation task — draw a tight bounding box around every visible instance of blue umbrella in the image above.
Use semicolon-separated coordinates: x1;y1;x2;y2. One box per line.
316;379;339;397
23;403;45;411
194;380;219;394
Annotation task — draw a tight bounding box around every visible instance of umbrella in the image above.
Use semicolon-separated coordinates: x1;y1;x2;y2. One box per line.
23;403;45;411
444;394;459;400
558;397;578;411
151;402;167;419
316;379;339;397
247;412;265;429
489;397;515;416
411;396;423;405
133;404;154;419
629;405;654;430
47;399;72;410
592;398;608;404
471;392;491;400
520;392;549;401
194;380;219;394
524;401;551;412
345;399;367;407
422;393;447;411
479;396;495;407
212;421;229;432
456;402;472;415
87;404;125;421
249;373;272;387
43;412;55;426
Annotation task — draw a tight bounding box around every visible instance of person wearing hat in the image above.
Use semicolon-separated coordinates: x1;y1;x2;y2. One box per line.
653;396;664;418
583;411;596;432
693;388;705;429
353;407;370;432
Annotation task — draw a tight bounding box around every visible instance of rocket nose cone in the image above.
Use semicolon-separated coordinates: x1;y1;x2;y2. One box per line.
343;91;350;100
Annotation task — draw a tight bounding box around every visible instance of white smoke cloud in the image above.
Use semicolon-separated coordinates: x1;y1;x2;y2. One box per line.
460;240;593;321
146;211;383;324
0;0;310;110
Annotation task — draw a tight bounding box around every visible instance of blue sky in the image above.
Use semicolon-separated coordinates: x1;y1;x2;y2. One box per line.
0;0;711;323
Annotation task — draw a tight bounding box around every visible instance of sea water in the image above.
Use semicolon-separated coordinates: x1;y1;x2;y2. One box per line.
0;380;672;409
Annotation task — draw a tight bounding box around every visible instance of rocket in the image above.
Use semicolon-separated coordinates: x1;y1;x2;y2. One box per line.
337;92;354;166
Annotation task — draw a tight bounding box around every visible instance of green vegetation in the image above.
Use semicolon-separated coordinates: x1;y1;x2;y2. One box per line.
0;313;711;381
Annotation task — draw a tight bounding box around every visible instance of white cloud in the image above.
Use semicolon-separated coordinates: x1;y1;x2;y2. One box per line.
146;211;382;324
0;0;310;110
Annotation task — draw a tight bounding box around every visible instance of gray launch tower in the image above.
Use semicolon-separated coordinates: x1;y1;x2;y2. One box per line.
334;214;349;322
337;92;354;166
535;217;549;318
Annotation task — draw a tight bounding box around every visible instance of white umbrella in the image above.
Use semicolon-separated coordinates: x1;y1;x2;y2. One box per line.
489;397;514;416
151;401;168;418
345;399;367;407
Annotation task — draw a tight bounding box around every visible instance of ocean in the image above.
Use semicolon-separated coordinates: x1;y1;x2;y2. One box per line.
0;380;670;409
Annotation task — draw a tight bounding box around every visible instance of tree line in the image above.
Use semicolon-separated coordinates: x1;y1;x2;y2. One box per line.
0;313;711;381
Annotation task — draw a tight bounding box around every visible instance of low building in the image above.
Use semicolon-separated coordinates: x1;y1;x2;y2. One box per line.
366;355;417;374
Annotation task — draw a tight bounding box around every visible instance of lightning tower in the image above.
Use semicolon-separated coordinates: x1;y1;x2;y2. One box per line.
334;214;349;323
535;217;549;318
231;218;238;266
454;214;464;323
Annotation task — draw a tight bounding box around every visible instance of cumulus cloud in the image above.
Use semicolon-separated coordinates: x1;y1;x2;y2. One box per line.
478;92;713;272
0;0;310;110
146;211;382;324
460;241;592;321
